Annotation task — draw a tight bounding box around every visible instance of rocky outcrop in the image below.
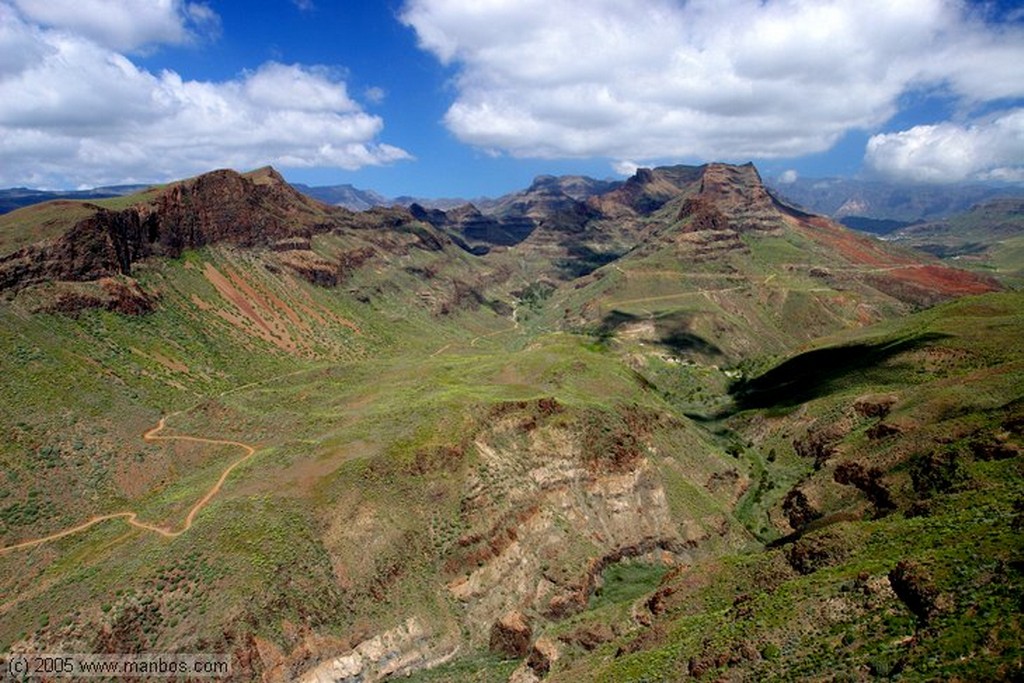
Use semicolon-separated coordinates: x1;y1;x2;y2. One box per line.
0;166;478;310
678;197;729;232
0;209;152;291
275;250;340;287
489;610;533;658
696;163;784;233
34;277;157;315
297;617;457;683
591;165;705;216
526;636;560;676
444;402;739;642
888;560;943;625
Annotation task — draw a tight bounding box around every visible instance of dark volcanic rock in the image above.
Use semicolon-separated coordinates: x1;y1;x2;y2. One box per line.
678;196;730;232
889;560;942;625
448;203;537;247
526;636;560;676
0;209;152;290
141;167;334;251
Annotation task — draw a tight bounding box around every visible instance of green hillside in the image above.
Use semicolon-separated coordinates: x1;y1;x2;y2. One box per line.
0;165;1019;682
414;292;1024;682
889;197;1024;288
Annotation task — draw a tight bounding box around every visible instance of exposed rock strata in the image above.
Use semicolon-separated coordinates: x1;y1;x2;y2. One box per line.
297;617;457;683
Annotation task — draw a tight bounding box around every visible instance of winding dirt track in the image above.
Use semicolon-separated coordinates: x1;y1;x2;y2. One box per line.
0;416;258;555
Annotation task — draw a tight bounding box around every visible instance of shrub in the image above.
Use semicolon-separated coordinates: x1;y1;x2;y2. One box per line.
908;446;970;497
785;529;852;575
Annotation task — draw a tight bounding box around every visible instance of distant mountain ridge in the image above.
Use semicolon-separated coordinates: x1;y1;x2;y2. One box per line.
290;182;389;211
7;172;1023;231
884;196;1024;286
0;185;148;214
768;176;1024;229
1;163;999;301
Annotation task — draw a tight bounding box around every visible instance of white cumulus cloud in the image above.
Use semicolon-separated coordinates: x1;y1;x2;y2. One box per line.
865;109;1024;183
400;0;1024;177
11;0;218;51
0;4;410;187
612;160;640;177
778;170;799;184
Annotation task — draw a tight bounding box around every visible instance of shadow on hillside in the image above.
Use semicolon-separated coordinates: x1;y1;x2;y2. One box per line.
594;309;722;356
594;310;640;344
556;245;624;279
661;330;722;356
729;332;950;411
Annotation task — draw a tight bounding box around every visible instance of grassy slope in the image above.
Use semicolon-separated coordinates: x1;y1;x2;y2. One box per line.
888;199;1024;288
1;181;1020;681
542;209;939;374
0;231;751;679
0;230;502;636
533;292;1024;682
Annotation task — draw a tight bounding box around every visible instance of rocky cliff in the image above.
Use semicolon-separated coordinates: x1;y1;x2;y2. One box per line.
0;168;345;293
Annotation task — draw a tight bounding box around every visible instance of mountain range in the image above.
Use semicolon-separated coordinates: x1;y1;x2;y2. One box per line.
6;171;1023;230
0;162;1020;682
769;176;1023;225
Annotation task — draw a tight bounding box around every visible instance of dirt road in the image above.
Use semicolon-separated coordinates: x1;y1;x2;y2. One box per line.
0;416;258;555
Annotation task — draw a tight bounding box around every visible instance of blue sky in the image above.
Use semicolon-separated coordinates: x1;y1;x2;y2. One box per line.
1;1;1023;197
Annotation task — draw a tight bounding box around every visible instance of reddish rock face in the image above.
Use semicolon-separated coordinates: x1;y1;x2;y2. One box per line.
142;168;331;251
0;167;349;294
489;610;533;658
0;161;1001;315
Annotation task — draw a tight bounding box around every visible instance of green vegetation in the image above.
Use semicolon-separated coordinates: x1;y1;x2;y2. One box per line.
0;167;1020;681
888;197;1024;287
403;653;519;682
589;562;671;611
544;292;1024;681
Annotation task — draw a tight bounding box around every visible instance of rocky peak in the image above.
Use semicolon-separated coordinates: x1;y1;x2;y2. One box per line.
591;164;705;216
697;163;768;206
408;202;449;229
690;163;789;233
0;167;344;294
525;174;619;201
141;167;337;248
245;165;289;186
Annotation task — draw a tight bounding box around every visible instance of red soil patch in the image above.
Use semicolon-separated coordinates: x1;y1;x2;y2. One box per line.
203;262;297;351
799;216;913;268
795;217;1000;299
886;265;1000;297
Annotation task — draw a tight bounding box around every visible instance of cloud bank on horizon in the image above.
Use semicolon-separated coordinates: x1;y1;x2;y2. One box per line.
0;0;1022;189
402;0;1024;185
0;0;409;187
